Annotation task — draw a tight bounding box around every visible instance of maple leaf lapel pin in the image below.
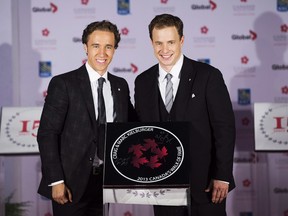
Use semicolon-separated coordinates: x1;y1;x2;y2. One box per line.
192;93;196;98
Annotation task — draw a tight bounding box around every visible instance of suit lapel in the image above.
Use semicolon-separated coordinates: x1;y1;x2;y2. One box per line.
77;65;98;131
173;56;197;121
108;73;121;122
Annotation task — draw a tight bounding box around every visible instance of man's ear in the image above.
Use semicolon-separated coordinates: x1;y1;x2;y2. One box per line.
83;44;88;55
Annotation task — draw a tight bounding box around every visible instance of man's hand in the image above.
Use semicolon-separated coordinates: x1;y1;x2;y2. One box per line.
205;179;229;204
52;183;72;204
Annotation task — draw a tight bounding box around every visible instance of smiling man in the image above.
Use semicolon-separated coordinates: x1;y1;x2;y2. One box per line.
134;14;236;216
37;20;136;216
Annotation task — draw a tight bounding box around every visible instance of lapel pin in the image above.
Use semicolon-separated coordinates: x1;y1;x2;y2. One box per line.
118;88;121;91
189;78;191;81
192;93;196;98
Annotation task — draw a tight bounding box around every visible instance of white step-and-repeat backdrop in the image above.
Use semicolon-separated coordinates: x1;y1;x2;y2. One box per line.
0;0;287;216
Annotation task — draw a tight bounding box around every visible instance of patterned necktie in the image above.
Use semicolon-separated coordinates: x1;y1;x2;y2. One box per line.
165;73;173;113
97;77;106;124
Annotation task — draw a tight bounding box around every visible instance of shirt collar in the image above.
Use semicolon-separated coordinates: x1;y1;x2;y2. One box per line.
159;54;184;83
85;62;108;82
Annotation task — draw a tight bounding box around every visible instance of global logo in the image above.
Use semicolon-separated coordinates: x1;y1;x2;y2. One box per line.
32;3;58;13
191;0;217;11
232;30;257;40
110;126;184;183
113;64;138;73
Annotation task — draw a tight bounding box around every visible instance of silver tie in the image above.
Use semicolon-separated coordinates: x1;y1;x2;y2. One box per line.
165;73;173;112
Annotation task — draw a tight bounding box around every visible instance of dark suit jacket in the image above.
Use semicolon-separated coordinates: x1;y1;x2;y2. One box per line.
37;64;136;202
134;56;236;203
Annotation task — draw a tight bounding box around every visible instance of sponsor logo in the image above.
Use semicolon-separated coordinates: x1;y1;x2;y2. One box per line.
232;30;257;40
73;37;82;43
281;24;288;32
238;89;251;105
3;108;41;149
117;0;130;15
243;179;251;187
277;0;288;12
39;61;52;77
197;58;210;64
81;0;89;5
234;153;259;163
272;64;288;70
233;55;256;77
119;27;136;48
274;86;288;106
258;105;288;145
153;0;175;13
232;0;255;16
32;3;58;13
110;126;184;183
113;63;138;73
73;0;96;18
282;86;288;94
191;0;217;11
274;187;288;193
193;26;215;47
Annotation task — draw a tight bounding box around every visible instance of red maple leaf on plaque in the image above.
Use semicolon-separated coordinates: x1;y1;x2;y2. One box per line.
128;144;146;157
131;156;149;168
147;155;162;169
143;139;158;151
153;146;168;159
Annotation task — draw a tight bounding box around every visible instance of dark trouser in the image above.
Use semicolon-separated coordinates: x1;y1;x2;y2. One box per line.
153;199;226;216
52;168;103;216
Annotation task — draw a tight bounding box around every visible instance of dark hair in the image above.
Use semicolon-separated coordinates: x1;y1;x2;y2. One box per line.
148;14;183;40
82;20;121;49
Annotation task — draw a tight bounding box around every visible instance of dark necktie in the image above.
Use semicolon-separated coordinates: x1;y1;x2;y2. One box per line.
93;77;106;166
98;77;106;124
165;73;173;112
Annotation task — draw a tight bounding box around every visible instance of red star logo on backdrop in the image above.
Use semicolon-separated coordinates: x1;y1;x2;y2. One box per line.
201;26;208;34
124;211;132;216
249;30;257;40
42;28;50;36
243;179;251;187
281;24;288;33
131;63;138;73
43;90;48;98
282;86;288;94
241;56;249;64
210;0;217;10
45;212;52;216
50;3;58;13
161;0;168;4
121;28;129;35
81;0;89;5
242;117;250;126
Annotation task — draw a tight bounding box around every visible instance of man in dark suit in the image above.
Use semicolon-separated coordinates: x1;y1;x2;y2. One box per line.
37;20;136;216
134;14;236;216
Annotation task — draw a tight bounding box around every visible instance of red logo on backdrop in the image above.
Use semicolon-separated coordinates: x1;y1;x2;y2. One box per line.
81;0;89;5
241;56;249;64
249;30;257;40
201;26;209;34
281;24;288;33
243;179;251;187
210;0;217;10
242;117;250;126
161;0;168;4
131;63;138;73
50;3;58;13
282;86;288;94
42;28;50;37
121;28;129;35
